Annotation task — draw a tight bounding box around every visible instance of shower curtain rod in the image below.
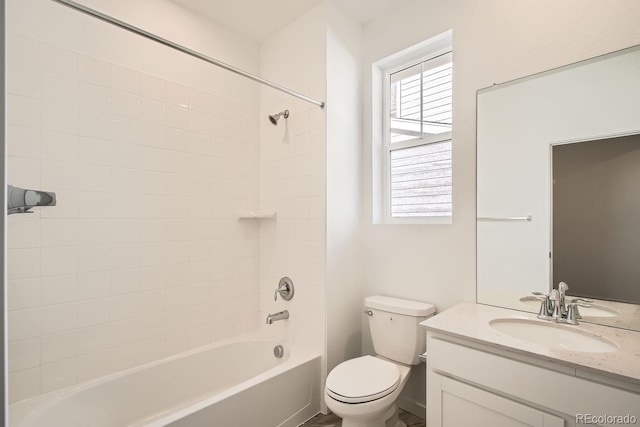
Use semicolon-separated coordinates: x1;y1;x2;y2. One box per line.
50;0;325;109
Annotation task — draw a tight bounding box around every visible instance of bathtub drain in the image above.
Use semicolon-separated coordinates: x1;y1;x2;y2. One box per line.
273;344;284;358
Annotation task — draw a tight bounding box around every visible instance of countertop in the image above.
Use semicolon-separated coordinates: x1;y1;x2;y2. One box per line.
420;302;640;385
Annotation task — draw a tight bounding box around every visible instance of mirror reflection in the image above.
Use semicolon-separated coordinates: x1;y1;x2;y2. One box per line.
553;134;640;305
476;44;640;332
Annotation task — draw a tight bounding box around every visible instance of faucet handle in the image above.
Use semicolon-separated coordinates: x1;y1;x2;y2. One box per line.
564;302;583;324
567;297;592;305
274;277;294;301
558;281;569;294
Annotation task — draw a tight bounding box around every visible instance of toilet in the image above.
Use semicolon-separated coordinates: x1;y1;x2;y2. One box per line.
325;295;436;427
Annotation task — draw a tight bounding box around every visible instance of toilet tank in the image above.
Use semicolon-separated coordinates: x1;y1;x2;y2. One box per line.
365;295;436;365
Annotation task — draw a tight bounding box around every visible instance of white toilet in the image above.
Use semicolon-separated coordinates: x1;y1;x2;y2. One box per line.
325;295;435;427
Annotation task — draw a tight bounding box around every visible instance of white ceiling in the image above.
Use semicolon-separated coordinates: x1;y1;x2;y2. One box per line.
169;0;397;42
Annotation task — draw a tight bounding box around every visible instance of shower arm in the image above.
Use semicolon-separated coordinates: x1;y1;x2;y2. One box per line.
49;0;325;110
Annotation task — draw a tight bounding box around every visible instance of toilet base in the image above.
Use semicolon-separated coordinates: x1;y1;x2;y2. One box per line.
340;405;406;427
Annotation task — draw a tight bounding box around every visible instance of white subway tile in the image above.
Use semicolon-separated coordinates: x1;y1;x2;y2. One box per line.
110;167;140;194
8;278;40;311
140;313;166;340
211;95;230;118
8;309;40;342
42;160;78;190
41;101;77;134
111;117;140;144
8;125;40;158
41;246;78;276
77;192;111;219
110;245;140;271
189;110;209;134
8;94;39;128
210;116;230;139
140;98;165;125
40;303;77;335
111;65;139;95
110;342;141;372
77;244;112;274
40;219;79;248
78;351;110;382
41;274;78;306
140;336;166;364
9;367;40;404
111;90;140;119
41;130;78;162
41;189;79;219
111;318;140;347
140;74;165;102
7;32;39;68
140;172;166;196
166;105;189;130
7;62;40;98
77;299;109;328
139;122;165;149
41;358;78;394
111;143;141;170
78;163;110;192
78;109;111;140
189;89;212;113
110;219;141;244
77;325;109;355
8;248;40;280
165;82;189;108
9;338;40;372
40;330;78;364
78;82;111;113
78;136;111;166
78;271;110;299
8;217;40;249
110;268;142;296
139;290;165;315
40;73;77;106
140;147;167;172
8;156;41;189
39;43;77;78
78;55;111;87
165;330;190;355
110;293;142;321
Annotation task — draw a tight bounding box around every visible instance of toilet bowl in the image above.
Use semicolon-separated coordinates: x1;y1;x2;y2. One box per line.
325;355;411;427
324;296;436;427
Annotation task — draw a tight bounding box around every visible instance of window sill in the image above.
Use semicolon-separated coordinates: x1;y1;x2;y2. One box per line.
379;215;452;225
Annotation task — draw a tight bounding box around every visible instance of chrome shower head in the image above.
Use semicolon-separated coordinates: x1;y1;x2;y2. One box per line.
268;110;289;126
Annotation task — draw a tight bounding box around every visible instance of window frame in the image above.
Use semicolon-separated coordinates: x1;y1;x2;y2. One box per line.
382;48;453;224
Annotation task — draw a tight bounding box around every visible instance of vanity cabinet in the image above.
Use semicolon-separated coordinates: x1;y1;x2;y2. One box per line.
426;333;640;427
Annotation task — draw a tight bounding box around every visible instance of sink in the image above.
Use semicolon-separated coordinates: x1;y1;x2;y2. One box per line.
489;318;618;353
519;296;619;318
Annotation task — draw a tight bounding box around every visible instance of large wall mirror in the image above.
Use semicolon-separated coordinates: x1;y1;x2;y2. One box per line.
476;45;640;331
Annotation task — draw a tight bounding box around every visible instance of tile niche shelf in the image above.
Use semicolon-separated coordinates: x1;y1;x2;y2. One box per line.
237;211;277;220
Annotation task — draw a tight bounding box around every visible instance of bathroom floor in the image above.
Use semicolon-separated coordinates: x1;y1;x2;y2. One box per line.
302;409;425;427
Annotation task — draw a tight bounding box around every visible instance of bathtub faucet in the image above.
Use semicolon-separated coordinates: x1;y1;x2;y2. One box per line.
266;310;289;324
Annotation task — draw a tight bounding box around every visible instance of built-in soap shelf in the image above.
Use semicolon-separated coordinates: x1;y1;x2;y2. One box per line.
237;211;277;220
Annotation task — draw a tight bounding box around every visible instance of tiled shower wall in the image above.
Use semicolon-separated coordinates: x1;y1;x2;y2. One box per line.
6;31;261;402
258;4;327;358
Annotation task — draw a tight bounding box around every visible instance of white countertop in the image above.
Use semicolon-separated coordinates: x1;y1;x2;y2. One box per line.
420;302;640;384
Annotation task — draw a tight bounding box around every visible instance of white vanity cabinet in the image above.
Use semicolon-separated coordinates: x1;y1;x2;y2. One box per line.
426;332;640;427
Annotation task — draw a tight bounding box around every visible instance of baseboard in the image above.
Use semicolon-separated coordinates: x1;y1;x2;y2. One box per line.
398;395;426;420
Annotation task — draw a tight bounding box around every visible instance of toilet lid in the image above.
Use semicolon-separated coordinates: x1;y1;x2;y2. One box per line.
326;356;400;404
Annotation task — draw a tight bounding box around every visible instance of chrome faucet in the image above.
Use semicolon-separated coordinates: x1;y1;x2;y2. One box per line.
532;282;592;325
266;310;289;324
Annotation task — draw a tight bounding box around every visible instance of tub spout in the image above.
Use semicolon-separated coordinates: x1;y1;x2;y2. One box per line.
266;310;289;324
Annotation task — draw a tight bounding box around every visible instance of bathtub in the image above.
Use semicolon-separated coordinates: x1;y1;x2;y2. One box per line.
10;332;321;427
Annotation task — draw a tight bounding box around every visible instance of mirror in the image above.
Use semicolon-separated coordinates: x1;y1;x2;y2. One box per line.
476;45;640;331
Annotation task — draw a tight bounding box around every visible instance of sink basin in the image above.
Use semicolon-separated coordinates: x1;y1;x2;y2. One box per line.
519;296;619;318
489;318;618;353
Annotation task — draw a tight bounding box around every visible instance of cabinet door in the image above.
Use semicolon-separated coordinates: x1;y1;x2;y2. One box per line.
440;377;564;427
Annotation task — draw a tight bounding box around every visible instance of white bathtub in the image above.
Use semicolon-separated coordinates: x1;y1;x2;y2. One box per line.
10;332;321;427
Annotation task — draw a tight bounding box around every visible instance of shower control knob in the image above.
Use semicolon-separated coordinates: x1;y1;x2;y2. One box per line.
274;277;294;301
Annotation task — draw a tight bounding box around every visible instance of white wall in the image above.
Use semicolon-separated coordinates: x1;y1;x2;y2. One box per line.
6;0;261;403
325;2;363;378
361;0;640;417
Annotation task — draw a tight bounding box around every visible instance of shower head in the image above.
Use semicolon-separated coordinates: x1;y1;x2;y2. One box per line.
268;110;289;126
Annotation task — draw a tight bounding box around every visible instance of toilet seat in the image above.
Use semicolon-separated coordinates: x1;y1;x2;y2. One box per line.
326;356;400;404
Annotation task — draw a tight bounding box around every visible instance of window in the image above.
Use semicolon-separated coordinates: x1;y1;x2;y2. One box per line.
384;51;453;222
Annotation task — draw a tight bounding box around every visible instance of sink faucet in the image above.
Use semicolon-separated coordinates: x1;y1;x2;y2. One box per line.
532;282;592;325
266;310;289;324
